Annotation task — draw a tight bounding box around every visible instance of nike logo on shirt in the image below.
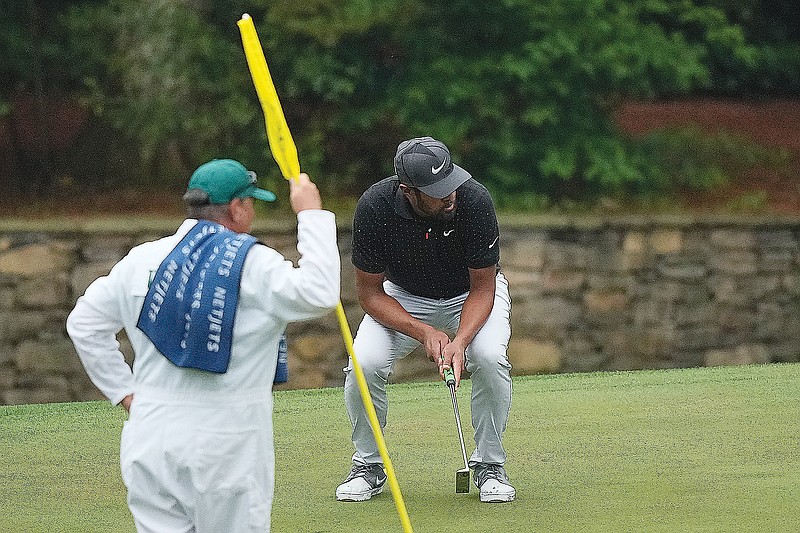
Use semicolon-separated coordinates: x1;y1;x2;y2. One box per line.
488;236;499;248
443;229;455;236
431;160;446;174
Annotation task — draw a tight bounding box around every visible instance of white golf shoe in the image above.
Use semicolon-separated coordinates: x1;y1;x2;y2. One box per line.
336;463;387;501
474;463;516;503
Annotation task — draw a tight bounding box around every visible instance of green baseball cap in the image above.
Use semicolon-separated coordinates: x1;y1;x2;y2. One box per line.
186;159;276;204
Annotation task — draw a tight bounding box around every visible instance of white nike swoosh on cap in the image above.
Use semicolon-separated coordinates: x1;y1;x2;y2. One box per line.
488;236;499;248
431;160;446;174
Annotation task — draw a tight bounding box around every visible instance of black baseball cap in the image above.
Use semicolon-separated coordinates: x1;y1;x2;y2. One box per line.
393;137;471;199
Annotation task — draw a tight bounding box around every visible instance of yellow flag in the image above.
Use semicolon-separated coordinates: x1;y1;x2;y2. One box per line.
237;14;300;181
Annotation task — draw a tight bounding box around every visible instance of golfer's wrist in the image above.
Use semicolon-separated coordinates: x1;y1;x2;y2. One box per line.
417;324;441;343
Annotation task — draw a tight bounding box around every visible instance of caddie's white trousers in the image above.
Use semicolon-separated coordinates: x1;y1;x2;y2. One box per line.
344;272;512;467
120;387;274;533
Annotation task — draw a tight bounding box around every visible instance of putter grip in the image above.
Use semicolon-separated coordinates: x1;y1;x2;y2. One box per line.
443;366;456;386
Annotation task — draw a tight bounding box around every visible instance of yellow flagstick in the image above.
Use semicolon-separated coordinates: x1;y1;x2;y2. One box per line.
334;303;414;533
237;13;299;182
237;14;414;533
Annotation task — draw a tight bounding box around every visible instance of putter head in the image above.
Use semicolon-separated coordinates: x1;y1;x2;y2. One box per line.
456;468;470;493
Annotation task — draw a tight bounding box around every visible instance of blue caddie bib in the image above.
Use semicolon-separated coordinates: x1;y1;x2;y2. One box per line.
136;221;257;373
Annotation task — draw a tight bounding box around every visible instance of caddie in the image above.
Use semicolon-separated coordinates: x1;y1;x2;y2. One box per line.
67;159;340;532
335;137;515;503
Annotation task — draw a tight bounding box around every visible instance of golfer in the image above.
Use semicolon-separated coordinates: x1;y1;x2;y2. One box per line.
336;137;515;503
67;159;340;532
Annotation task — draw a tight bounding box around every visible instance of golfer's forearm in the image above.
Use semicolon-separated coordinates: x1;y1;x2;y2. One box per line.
452;291;493;347
361;294;435;342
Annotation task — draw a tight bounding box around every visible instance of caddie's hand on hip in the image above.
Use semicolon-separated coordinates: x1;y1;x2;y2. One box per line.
120;394;133;413
289;173;323;213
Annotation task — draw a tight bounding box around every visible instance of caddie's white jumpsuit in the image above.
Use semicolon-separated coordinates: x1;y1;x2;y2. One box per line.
67;212;340;532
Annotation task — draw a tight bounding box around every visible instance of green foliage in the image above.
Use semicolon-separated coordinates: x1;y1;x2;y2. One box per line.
113;0;759;198
0;0;78;92
0;0;794;203
368;0;754;200
634;126;789;194
62;0;259;185
725;190;769;213
232;0;759;200
691;0;800;94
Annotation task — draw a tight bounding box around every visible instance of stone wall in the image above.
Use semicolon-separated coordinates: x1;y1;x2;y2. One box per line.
1;214;798;405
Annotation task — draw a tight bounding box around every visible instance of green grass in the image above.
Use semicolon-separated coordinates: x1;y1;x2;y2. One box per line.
2;364;799;532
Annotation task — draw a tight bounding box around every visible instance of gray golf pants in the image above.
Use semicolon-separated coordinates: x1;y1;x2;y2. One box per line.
344;273;512;467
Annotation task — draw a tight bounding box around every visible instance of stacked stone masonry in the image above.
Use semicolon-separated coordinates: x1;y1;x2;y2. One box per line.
1;215;798;405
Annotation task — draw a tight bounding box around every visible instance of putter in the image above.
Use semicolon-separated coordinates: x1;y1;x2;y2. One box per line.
443;363;470;493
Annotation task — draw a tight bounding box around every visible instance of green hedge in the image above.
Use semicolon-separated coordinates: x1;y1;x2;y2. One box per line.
1;0;796;205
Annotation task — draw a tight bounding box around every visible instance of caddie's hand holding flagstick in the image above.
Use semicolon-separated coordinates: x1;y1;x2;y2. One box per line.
288;172;323;212
236;14;413;533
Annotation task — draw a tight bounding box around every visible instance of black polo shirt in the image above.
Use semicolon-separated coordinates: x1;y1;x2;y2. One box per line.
352;176;500;299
